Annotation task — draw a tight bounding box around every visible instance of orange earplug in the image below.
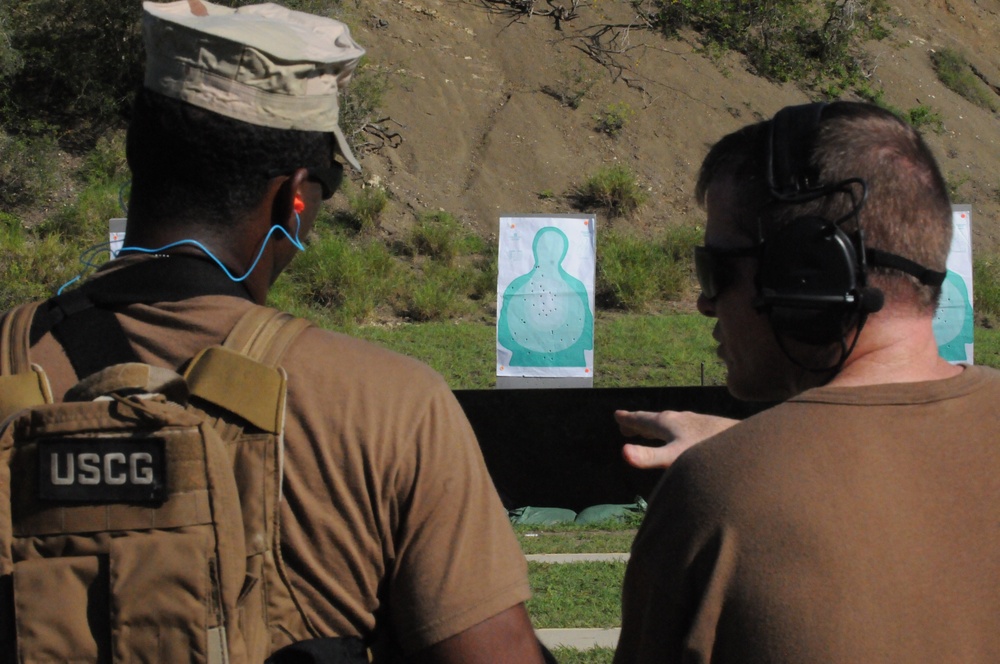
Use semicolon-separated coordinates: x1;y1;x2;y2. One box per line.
293;195;306;213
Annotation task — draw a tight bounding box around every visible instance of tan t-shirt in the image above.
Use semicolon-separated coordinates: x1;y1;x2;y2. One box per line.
24;266;530;658
615;365;1000;663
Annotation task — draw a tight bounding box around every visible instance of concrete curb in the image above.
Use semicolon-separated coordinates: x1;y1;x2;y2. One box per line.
525;552;630;563
536;627;621;650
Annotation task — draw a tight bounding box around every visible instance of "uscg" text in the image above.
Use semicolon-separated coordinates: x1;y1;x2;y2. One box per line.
49;451;155;486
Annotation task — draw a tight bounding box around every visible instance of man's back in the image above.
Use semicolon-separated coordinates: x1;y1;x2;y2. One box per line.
23;256;531;659
617;365;1000;663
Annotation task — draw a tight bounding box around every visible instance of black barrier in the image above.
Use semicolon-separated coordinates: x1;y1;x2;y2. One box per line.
453;386;772;512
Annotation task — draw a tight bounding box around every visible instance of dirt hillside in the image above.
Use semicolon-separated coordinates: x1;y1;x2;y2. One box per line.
345;0;1000;254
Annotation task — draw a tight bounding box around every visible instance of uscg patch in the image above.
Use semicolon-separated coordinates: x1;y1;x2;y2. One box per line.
37;438;167;503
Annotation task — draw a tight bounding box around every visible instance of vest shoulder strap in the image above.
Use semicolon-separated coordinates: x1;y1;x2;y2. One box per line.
0;303;53;421
1;302;40;375
222;306;314;367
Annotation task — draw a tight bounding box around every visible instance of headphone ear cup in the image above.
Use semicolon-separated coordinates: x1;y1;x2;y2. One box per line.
755;216;862;345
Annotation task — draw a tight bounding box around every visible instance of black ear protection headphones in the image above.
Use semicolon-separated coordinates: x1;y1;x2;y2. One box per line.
754;102;948;362
753;102;881;346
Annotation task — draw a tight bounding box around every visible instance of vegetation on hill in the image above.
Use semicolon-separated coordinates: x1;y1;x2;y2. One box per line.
2;0;1000;386
651;0;890;90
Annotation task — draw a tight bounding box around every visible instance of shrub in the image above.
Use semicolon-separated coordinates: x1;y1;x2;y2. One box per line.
333;181;389;233
0;212;24;251
400;262;474;322
542;62;597;109
80;131;129;186
854;86;944;133
597;226;700;311
652;0;889;88
0;130;60;207
469;245;499;303
0;0;144;142
39;183;123;244
411;211;481;265
347;186;389;230
281;229;400;325
0;232;85;310
974;254;1000;320
594;102;634;136
0;17;23;80
945;172;971;200
574;164;648;217
904;105;944;133
931;48;998;112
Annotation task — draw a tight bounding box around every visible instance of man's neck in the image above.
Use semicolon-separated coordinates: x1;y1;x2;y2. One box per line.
123;217;272;305
827;307;962;389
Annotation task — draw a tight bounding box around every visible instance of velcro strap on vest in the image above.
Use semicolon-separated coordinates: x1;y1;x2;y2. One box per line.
184;347;286;434
0;370;52;423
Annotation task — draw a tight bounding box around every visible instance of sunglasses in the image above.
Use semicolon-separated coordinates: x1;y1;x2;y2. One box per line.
306;164;345;200
268;163;345;200
694;244;759;300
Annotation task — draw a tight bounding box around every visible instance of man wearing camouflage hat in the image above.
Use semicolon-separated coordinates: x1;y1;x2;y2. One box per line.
1;1;546;662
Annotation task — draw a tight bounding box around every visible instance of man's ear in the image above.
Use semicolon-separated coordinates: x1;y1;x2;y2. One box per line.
270;167;310;231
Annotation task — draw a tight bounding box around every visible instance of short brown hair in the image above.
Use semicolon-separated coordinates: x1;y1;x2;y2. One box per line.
695;102;952;312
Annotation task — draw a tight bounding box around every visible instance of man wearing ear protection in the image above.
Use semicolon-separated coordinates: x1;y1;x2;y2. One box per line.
1;2;546;662
614;102;1000;663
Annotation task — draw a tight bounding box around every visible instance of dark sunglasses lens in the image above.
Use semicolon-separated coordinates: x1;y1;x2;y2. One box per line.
694;246;722;300
310;164;344;200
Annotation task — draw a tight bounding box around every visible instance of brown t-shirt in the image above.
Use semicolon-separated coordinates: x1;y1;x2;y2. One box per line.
23;261;530;658
615;365;1000;663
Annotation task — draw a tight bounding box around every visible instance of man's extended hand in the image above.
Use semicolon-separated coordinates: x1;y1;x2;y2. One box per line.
616;410;738;469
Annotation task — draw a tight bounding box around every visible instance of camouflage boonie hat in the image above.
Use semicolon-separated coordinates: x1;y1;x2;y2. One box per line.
142;0;365;170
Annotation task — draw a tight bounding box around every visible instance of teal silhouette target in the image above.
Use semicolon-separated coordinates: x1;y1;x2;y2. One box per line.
498;226;594;367
933;269;974;362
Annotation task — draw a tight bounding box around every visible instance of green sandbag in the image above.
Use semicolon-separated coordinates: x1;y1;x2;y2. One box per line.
574;497;648;525
508;506;578;525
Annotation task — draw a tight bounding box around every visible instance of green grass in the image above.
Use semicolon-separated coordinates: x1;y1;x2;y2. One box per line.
0;232;86;311
550;647;615;664
971;325;1000;367
346;320;497;388
342;312;724;390
527;561;625;629
597;313;725;389
346;311;1000;393
517;528;637;555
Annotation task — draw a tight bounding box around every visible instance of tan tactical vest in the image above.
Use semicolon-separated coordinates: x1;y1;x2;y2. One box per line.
0;302;317;663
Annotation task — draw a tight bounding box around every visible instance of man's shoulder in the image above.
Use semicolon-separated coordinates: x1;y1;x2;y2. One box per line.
282;322;451;394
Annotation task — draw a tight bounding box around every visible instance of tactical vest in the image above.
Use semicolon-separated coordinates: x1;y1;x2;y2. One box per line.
0;266;326;662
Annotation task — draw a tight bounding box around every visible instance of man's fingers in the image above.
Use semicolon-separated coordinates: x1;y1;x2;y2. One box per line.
615;410;672;440
621;442;683;470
